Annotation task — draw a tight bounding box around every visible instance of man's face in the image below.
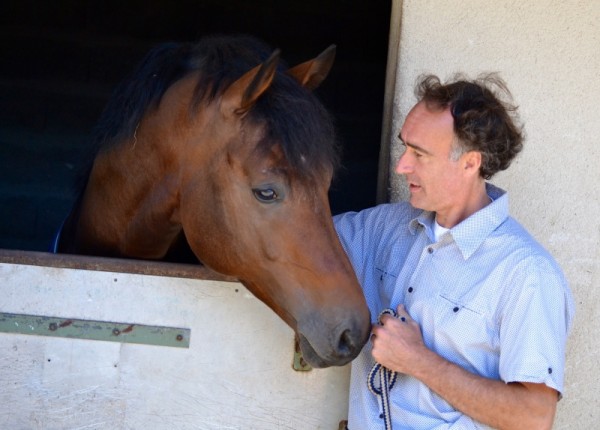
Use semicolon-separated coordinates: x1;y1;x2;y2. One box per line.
395;101;471;221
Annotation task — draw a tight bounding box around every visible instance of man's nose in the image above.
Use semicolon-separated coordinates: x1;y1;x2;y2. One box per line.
395;151;412;175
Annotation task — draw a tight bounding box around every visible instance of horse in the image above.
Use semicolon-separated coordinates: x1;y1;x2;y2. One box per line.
55;35;370;368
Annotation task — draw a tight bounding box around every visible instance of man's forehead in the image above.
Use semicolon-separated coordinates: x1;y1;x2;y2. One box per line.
399;102;454;149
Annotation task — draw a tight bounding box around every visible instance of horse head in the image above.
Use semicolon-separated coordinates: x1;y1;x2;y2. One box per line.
177;44;370;367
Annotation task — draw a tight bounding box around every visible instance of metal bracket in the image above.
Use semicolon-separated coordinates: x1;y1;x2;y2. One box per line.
0;312;190;348
292;335;312;371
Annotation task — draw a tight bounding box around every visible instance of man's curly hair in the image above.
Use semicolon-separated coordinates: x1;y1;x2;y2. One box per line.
415;73;524;179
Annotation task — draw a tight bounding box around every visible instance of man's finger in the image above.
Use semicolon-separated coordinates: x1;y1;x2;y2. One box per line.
396;304;411;322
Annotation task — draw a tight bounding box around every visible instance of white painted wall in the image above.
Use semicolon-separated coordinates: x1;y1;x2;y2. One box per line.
382;0;599;427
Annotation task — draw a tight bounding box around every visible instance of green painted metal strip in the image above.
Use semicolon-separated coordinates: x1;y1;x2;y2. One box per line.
0;312;190;348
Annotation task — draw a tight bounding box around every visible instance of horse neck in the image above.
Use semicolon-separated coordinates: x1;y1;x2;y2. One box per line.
72;132;184;259
68;73;212;259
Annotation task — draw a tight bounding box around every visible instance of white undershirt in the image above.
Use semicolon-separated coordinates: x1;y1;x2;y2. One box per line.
433;217;450;242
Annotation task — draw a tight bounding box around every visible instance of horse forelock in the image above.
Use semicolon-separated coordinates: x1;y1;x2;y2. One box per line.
186;35;340;180
247;82;340;180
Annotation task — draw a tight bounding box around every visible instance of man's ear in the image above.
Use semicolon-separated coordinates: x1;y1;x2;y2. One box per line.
463;151;482;176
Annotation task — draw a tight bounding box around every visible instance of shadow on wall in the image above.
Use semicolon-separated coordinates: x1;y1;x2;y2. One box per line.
0;0;391;251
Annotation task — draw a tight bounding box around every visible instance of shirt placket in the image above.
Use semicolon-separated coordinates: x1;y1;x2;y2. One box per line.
390;228;434;310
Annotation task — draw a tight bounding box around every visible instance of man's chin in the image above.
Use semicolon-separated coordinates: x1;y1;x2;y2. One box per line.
408;195;426;210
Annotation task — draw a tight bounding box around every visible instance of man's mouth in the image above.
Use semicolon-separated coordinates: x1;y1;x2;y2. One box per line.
408;181;421;192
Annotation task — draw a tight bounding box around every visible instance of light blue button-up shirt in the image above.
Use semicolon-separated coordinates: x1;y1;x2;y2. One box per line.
334;183;574;429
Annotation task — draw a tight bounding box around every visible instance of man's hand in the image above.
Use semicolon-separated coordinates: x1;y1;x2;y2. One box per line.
370;304;427;376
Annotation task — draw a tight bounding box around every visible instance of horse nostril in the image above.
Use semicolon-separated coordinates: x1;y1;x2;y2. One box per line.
337;328;355;357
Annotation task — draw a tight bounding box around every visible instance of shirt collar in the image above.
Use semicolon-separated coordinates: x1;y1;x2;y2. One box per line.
408;183;509;259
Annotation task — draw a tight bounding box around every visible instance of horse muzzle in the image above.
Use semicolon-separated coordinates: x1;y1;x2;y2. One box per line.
296;316;370;368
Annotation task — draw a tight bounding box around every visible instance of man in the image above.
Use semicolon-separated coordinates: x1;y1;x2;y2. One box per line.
334;74;574;429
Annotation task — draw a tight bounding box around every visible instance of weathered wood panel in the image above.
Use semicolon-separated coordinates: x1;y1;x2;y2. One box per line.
0;251;349;429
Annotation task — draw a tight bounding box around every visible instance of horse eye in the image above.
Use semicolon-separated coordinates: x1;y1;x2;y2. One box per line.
253;188;279;203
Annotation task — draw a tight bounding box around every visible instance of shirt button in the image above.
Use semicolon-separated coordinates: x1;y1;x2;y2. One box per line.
453;306;459;313
379;413;384;419
548;368;553;374
408;287;414;293
427;247;434;254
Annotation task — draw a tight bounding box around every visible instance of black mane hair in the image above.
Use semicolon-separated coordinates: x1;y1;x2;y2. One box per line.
90;34;340;178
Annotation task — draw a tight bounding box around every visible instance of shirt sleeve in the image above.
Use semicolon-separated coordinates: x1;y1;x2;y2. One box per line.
333;207;385;270
498;254;575;394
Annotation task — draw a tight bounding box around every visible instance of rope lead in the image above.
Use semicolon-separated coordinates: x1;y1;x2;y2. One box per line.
367;308;398;430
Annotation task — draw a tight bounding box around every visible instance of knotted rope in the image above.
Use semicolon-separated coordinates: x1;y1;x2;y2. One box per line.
367;308;398;430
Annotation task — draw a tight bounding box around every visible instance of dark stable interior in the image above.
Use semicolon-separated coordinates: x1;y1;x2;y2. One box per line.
0;1;391;253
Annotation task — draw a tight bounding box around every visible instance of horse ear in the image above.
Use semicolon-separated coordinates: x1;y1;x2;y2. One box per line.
287;44;336;90
221;49;280;117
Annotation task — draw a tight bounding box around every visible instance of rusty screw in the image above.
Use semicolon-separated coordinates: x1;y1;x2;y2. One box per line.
176;334;184;342
112;328;121;336
48;322;58;331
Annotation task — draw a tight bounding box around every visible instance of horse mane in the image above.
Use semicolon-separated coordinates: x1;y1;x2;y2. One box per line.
89;34;340;179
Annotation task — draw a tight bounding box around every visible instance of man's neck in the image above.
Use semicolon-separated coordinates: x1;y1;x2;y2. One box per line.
435;181;490;228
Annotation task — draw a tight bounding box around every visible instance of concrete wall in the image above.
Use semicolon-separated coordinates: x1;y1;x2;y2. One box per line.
382;0;599;427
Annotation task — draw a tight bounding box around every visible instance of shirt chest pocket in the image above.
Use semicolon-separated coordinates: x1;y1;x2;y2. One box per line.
430;294;500;371
374;267;400;308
